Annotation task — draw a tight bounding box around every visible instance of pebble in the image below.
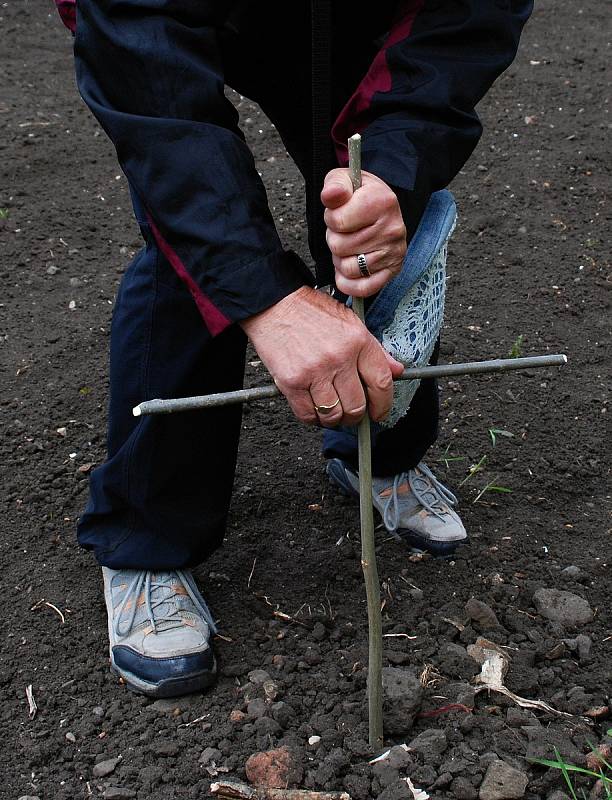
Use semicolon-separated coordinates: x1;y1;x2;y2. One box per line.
533;588;593;627
46;265;58;275
65;732;76;743
247;698;268;719
308;735;321;747
92;756;121;778
17;796;41;800
479;760;528;799
465;598;500;629
560;565;582;580
92;706;105;717
199;747;222;766
245;746;303;788
381;667;423;735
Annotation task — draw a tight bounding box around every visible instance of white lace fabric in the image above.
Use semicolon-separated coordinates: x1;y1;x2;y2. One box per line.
380;238;449;428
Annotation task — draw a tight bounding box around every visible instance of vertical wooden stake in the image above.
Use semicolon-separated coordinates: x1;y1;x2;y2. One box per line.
348;133;384;751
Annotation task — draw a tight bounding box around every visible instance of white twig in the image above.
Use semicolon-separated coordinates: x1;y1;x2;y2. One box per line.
26;685;37;719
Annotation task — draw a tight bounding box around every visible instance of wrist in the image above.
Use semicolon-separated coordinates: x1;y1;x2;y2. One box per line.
239;285;315;337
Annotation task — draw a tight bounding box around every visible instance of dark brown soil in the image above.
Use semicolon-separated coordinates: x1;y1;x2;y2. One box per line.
1;2;610;799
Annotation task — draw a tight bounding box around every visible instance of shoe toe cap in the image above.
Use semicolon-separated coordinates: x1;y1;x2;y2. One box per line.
112;644;215;684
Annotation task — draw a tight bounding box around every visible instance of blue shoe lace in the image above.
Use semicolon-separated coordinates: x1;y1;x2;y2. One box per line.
381;462;458;534
113;570;217;638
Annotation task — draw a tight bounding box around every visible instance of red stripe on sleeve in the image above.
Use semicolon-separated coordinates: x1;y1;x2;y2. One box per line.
331;0;424;164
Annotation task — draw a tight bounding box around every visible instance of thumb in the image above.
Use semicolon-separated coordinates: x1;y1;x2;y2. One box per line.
385;351;405;378
321;168;354;209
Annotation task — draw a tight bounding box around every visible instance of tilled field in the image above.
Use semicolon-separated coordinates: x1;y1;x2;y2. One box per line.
0;2;610;799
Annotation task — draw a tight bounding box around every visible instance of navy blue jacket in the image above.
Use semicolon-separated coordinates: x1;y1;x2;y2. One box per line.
69;0;532;336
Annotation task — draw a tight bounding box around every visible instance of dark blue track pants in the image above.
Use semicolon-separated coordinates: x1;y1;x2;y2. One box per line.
77;228;439;569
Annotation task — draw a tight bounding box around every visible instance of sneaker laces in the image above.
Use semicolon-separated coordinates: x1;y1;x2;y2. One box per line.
381;462;458;533
113;570;217;638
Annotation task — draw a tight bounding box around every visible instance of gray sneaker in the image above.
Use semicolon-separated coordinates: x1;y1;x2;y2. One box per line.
327;459;467;556
102;568;217;697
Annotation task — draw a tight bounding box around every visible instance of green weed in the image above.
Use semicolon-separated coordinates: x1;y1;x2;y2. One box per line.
529;743;612;800
509;334;524;358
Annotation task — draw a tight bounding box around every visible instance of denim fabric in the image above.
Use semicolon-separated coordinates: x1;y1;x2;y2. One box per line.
322;189;455;476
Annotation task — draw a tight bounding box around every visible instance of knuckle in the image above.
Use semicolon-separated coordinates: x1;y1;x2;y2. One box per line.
373;371;394;393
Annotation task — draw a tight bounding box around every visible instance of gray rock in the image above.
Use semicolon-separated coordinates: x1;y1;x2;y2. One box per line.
407;728;448;763
533;589;593;627
479;760;528;799
92;756;121;778
465;598;500;629
247;698;269;719
560;566;581;580
451;776;479;799
92;706;105;717
199;747;222;765
248;669;272;684
576;634;592;661
103;790;137;800
253;716;282;736
17;797;41;800
382;667;424;735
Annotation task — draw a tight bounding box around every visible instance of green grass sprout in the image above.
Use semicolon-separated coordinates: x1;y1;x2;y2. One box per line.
528;745;612;800
473;477;513;504
459;454;487;486
509;334;524;358
488;427;514;446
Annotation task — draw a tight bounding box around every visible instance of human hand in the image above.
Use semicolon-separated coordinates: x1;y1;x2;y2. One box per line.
240;286;404;427
322;168;407;298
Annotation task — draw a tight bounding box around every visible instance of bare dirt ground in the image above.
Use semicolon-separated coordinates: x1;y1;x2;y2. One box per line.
1;2;610;799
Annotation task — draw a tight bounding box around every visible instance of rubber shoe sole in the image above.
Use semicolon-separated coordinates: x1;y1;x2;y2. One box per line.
326;458;464;557
109;651;217;698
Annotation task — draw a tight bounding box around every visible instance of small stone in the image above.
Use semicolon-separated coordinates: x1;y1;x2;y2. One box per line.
271;655;285;669
92;756;121;778
230;709;247;723
248;669;272;685
451;776;478;799
382;667;423;735
46;265;59;275
465;598;500;629
65;732;76;743
199;747;222;765
17;796;41;800
479;760;528;799
560;565;581;580
103;789;137;800
245;746;303;788
308;735;321;747
247;698;268;719
533;589;593;627
386;745;413;770
69;276;81;287
576;634;592;661
92;706;105;717
253;716;282;736
407;729;448;763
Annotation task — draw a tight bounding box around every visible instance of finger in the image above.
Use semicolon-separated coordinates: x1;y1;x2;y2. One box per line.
309;381;344;427
326;225;381;259
324;188;391;233
335;268;394;298
281;386;319;426
384;351;405;378
356;337;396;422
321;169;354;210
333;370;367;426
332;250;386;279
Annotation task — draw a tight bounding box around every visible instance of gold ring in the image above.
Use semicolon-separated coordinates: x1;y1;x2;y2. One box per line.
314;397;341;415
